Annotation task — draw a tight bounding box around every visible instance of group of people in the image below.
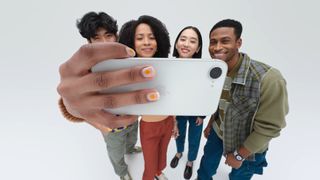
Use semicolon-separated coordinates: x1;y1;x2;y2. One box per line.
57;11;289;180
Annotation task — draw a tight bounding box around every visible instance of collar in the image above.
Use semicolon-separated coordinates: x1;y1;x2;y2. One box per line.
232;53;251;85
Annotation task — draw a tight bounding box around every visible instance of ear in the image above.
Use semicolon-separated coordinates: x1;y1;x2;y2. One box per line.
236;38;242;49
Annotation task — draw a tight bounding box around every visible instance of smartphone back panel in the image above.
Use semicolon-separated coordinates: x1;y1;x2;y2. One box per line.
92;58;227;116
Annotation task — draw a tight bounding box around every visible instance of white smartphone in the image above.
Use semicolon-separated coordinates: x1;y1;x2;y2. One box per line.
91;58;227;116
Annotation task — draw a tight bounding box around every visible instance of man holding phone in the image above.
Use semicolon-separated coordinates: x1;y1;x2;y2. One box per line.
58;11;144;180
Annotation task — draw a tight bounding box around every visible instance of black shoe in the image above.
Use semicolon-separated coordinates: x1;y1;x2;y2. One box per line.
170;154;182;168
184;164;193;179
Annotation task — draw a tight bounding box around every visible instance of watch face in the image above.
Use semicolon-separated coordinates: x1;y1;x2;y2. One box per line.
236;155;243;161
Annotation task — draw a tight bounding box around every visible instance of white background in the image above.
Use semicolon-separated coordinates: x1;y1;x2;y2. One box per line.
0;0;319;179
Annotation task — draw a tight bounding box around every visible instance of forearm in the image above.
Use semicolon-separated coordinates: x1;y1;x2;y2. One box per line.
243;131;273;154
243;116;284;153
206;114;216;128
243;68;289;153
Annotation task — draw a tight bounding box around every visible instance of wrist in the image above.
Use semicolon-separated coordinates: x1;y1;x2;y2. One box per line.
238;146;251;159
58;98;85;122
233;150;245;162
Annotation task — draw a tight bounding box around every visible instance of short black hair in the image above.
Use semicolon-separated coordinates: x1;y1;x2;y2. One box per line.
173;26;203;58
209;19;242;39
76;11;118;41
119;15;170;58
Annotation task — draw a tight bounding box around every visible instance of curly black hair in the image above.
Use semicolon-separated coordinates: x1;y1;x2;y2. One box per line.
119;15;170;58
118;19;136;46
76;11;118;41
209;19;242;40
172;26;203;58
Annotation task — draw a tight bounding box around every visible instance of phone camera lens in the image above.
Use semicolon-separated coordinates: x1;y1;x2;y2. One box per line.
210;67;222;79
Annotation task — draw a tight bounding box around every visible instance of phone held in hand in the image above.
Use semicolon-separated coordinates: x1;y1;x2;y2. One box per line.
91;58;227;116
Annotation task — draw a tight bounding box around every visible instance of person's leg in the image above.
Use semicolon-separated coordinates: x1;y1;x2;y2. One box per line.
170;116;186;168
102;131;128;177
183;116;203;179
229;151;268;180
187;116;203;162
158;117;174;172
125;121;139;153
175;116;187;154
140;120;161;180
197;129;223;180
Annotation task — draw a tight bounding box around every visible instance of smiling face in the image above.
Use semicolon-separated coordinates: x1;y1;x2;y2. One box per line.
209;27;242;68
175;28;200;58
134;23;158;57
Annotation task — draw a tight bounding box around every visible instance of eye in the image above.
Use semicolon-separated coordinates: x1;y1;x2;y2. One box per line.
221;40;230;44
135;36;143;41
106;34;114;38
210;40;216;45
149;35;156;40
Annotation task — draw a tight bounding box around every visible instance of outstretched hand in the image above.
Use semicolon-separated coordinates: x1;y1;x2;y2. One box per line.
57;42;158;131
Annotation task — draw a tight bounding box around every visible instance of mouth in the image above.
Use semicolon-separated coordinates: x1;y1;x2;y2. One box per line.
213;52;226;59
180;48;190;53
141;48;154;53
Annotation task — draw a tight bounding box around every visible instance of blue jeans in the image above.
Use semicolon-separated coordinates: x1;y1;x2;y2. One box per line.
197;129;268;180
175;116;203;161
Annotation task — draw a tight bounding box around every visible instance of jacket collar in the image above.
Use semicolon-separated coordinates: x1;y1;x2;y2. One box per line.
233;53;251;85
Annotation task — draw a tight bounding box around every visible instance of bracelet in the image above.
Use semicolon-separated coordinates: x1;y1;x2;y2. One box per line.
58;98;85;122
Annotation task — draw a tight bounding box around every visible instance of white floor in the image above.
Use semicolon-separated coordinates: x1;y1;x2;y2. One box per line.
0;99;317;180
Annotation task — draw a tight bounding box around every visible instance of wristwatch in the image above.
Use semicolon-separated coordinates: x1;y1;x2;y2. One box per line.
233;150;245;161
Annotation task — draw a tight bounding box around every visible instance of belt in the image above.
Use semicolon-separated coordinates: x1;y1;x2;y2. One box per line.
106;123;134;133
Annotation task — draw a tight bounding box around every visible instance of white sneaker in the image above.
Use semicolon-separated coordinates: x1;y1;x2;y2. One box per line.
155;173;168;180
120;172;132;180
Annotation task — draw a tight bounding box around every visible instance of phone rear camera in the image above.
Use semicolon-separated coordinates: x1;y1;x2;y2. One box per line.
210;67;222;79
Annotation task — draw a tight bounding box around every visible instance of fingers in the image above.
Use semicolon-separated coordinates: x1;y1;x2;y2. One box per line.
197;118;203;126
65;42;135;76
81;89;159;110
172;131;179;139
196;119;201;126
77;65;155;93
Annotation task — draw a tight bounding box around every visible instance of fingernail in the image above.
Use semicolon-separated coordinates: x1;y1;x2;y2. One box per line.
141;66;155;78
146;91;160;102
126;47;136;57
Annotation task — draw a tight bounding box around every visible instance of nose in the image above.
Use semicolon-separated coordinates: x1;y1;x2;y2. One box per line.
183;40;190;47
143;38;151;45
100;37;108;42
214;42;222;51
